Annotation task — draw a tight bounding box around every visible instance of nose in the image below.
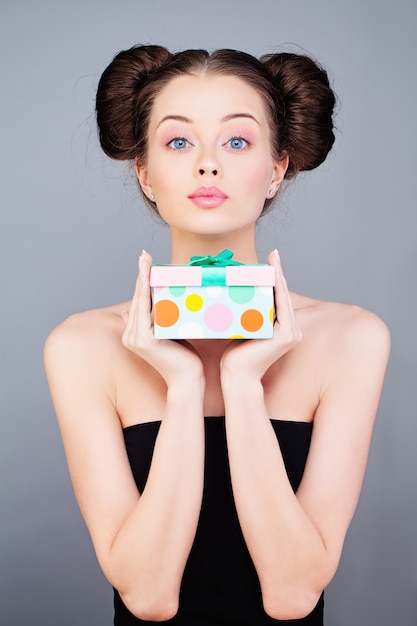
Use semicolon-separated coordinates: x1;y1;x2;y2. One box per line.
195;147;221;178
199;167;218;176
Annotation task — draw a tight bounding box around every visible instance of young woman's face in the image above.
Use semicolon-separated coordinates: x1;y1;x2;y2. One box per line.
137;73;286;238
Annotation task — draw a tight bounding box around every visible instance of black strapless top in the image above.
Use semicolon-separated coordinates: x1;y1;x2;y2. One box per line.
114;417;324;625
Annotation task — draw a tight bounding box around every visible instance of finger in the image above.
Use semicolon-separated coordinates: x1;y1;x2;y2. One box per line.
130;250;151;327
123;250;152;344
126;252;144;323
268;249;294;327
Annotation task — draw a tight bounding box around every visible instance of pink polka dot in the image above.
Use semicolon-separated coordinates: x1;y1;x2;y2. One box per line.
204;303;233;332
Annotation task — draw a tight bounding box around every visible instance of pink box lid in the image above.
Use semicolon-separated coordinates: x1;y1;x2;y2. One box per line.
150;264;275;287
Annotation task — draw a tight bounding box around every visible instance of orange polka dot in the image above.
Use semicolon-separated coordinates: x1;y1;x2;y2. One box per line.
154;299;180;327
240;309;264;332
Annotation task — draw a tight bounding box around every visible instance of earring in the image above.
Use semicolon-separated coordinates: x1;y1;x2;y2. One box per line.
268;189;275;197
149;193;155;201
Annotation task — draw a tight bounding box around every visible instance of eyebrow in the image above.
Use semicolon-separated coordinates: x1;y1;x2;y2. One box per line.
156;113;260;128
222;113;260;125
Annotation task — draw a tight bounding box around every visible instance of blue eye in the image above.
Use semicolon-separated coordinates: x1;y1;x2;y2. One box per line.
227;137;248;150
168;137;190;150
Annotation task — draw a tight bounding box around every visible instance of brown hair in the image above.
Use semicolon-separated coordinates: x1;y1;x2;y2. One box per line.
96;45;336;210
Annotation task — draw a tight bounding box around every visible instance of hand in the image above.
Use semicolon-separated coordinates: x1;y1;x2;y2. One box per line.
220;249;302;380
121;251;204;385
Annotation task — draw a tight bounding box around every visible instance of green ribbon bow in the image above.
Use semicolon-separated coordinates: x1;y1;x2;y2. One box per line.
188;249;243;267
188;249;243;286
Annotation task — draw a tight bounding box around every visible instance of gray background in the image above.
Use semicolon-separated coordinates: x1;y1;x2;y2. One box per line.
1;0;416;624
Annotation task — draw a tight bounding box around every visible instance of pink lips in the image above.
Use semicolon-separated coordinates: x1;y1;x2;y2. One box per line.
188;186;228;208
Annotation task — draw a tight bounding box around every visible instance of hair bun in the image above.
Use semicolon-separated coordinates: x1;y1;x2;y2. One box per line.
262;52;336;177
96;45;171;160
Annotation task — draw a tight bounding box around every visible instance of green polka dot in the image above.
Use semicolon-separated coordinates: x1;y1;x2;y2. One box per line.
169;286;186;297
228;285;255;304
185;293;204;312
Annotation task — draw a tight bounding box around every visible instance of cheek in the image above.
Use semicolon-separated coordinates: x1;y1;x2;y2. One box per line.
240;157;273;194
147;155;184;195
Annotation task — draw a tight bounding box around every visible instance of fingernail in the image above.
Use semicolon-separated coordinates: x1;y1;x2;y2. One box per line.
273;248;280;261
138;249;147;266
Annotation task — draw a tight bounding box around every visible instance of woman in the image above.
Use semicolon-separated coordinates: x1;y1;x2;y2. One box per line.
44;45;390;625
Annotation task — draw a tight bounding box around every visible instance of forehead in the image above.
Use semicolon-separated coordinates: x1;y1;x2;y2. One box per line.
149;73;269;127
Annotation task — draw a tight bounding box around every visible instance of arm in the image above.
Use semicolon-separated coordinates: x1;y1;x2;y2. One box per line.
220;252;390;620
44;253;205;621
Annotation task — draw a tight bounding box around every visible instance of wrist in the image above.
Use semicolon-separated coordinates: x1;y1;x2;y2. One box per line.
220;369;263;396
163;360;205;388
166;375;205;401
220;355;263;385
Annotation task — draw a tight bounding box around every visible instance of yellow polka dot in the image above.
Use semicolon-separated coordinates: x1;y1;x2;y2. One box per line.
154;299;180;327
269;307;275;323
185;293;204;312
241;309;264;332
229;335;245;339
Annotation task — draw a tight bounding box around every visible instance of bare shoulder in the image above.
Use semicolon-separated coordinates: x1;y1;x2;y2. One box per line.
44;302;131;390
45;301;128;349
294;293;391;370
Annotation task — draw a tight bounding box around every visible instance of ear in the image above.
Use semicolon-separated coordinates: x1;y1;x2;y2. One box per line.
267;152;289;197
134;157;154;200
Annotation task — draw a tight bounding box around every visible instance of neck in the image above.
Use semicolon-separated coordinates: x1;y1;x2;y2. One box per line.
169;226;260;264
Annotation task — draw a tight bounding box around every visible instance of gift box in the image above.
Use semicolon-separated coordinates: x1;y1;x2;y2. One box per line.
150;250;275;339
